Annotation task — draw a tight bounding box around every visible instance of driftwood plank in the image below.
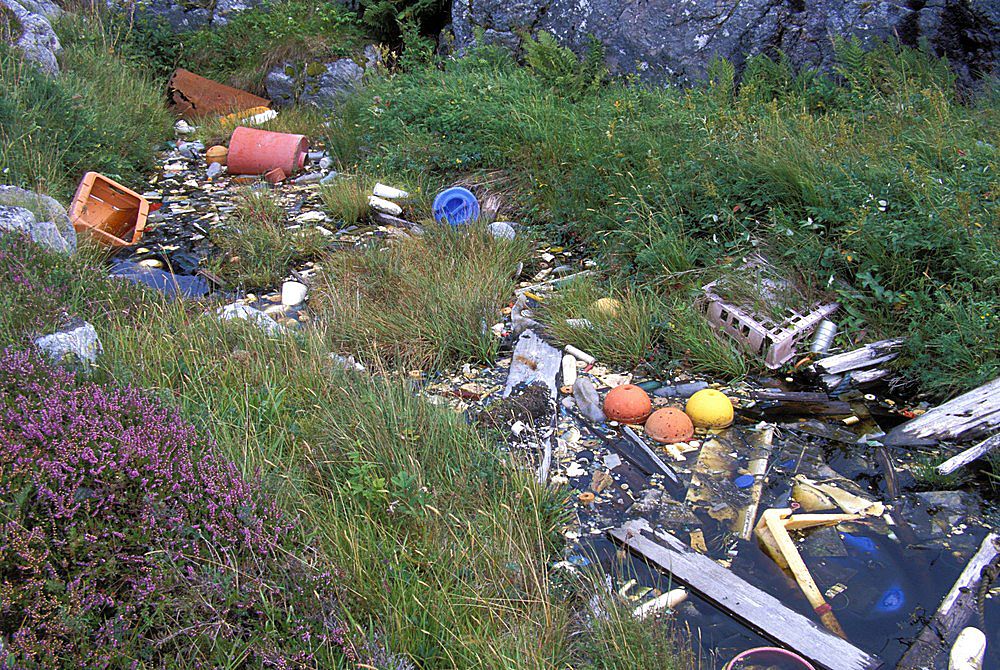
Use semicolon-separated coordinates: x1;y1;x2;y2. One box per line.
897;533;999;670
504;329;562;483
884;377;1000;447
813;339;904;375
937;434;1000;476
609;519;882;670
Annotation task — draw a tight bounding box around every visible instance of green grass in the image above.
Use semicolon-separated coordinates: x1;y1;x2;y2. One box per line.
330;40;998;398
319;175;370;226
0;13;171;200
207;188;327;289
536;276;664;368
0;237;598;668
313;222;530;370
178;0;366;94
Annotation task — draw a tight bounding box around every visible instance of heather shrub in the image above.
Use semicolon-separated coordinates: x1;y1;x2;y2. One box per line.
0;349;353;668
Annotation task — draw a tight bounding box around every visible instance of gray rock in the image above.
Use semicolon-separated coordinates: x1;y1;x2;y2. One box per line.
206;161;223;179
1;0;61;75
216;303;288;335
105;0;264;30
13;0;58;20
34;321;102;365
452;0;999;87
0;185;75;253
488;221;516;240
265;58;364;108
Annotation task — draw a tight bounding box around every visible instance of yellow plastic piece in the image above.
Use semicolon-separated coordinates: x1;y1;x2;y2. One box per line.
685;389;734;428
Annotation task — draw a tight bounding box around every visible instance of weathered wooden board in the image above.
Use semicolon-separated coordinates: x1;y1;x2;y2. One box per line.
504;329;562;483
884;377;1000;446
813;339;904;375
897;533;999;670
937;434;1000;475
609;519;882;670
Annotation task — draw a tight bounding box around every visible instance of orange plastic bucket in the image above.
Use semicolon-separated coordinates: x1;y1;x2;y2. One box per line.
227;126;308;176
69;172;149;248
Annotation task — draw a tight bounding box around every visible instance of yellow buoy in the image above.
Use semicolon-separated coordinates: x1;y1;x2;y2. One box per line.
685;389;734;428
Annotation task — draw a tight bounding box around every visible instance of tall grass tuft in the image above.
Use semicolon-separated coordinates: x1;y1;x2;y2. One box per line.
208;188;326;289
314;222;530;370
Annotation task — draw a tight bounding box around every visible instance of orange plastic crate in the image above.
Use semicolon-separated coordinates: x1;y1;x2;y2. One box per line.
69;172;149;248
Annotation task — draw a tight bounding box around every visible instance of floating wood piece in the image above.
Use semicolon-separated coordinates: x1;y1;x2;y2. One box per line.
751;390;854;418
937;434;1000;476
609;519;881;670
897;533;999;670
166;69;271;119
812;339;904;376
884;377;1000;447
621;425;678;484
755;509;861;639
504;329;562;483
736;424;774;540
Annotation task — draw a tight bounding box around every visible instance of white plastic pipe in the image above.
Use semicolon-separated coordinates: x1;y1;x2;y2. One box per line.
564;344;595;364
633;588;688;619
373;183;409;199
561;354;578;387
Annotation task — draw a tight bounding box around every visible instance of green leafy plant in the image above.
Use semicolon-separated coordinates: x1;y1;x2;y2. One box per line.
524;31;607;98
358;0;449;44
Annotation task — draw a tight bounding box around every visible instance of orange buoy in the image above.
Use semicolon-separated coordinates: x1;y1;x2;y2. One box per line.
645;407;694;444
603;384;652;424
206;145;228;166
227;126;308;176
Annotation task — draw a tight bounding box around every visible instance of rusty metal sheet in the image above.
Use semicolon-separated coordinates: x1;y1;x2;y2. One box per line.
166;69;270;119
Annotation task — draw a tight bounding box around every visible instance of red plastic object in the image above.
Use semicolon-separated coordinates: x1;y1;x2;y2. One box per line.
264;167;287;184
227;126;308;176
603;384;652;424
69;172;149;248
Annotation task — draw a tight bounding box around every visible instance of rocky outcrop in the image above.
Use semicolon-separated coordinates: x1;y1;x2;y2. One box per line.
106;0;266;31
265;51;373;108
451;0;999;86
1;0;61;75
0;185;76;253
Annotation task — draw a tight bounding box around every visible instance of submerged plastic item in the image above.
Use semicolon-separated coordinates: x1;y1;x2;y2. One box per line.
432;186;480;225
109;260;208;298
228;126;308;176
725;647;815;670
69;172;149;248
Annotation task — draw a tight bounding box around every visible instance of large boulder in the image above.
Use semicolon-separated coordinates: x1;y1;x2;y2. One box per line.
265;57;364;108
451;0;999;86
0;185;75;253
105;0;266;31
1;0;61;75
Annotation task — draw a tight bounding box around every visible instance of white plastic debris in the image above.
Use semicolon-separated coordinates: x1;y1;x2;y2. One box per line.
949;628;986;670
368;195;402;216
488;221;516;240
561;354;578;387
281;281;307;307
174;119;196;136
564;344;595;364
372;183;409;199
633;589;688;619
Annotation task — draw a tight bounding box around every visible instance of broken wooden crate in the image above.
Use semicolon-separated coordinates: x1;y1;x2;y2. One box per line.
69;172;149;249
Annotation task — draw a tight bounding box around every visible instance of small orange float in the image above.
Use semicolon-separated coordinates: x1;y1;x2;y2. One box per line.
603;384;652;424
